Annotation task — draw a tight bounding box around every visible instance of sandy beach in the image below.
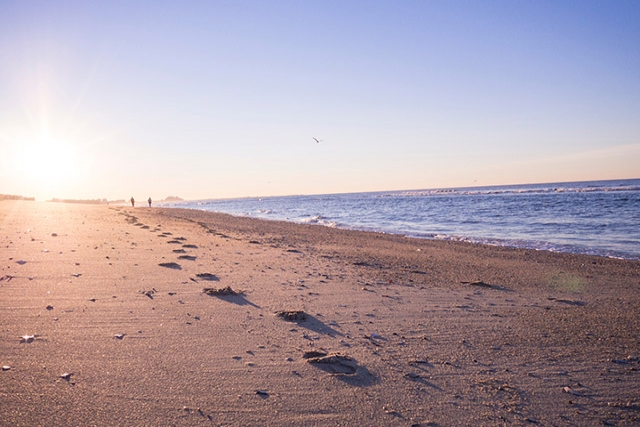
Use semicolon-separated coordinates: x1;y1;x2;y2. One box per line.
1;200;638;426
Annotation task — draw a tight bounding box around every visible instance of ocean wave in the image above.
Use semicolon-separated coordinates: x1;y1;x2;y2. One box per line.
298;215;337;227
429;234;638;260
162;178;640;260
390;181;640;198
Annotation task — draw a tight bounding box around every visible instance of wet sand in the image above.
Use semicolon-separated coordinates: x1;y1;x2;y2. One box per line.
1;201;639;426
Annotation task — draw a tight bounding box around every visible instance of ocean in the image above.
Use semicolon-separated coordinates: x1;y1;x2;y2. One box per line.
163;179;640;260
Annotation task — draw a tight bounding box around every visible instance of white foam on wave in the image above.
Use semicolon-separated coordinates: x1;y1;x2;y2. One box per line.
298;215;337;228
389;180;640;198
429;233;638;259
163;178;640;261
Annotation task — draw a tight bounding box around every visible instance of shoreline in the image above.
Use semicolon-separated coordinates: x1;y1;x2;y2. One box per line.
177;207;640;261
161;177;640;261
1;201;639;426
155;207;640;294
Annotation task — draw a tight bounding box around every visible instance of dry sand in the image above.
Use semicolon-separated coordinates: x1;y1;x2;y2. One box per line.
1;200;639;426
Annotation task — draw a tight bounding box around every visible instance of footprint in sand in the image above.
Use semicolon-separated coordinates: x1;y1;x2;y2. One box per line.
306;353;358;375
159;262;182;270
195;273;219;281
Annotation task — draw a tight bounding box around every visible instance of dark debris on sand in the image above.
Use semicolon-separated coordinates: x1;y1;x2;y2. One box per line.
203;286;242;296
275;310;307;322
302;350;328;359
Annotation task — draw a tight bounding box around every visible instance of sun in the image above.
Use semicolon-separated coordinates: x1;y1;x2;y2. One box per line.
14;137;79;192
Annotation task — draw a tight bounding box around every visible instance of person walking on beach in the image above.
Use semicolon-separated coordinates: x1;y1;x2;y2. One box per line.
148;197;152;207
130;197;135;207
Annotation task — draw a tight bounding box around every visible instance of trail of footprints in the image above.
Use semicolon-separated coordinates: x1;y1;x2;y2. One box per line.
132;221;201;272
17;208;629;424
126;215;226;289
125;214;364;381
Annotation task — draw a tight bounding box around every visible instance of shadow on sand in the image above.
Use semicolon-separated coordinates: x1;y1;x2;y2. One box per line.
307;354;378;387
296;314;344;337
461;281;513;292
204;292;260;308
277;311;343;337
405;374;444;391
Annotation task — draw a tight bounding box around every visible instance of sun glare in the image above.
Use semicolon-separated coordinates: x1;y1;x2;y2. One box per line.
14;137;79;191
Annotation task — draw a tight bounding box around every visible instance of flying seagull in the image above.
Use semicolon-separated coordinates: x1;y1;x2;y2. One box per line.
312;137;323;143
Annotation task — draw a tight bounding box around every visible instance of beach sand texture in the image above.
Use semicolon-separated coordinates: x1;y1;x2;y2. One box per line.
1;201;639;426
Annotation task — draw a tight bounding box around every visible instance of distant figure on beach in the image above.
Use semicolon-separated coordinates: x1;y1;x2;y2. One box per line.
148;197;152;207
130;197;135;207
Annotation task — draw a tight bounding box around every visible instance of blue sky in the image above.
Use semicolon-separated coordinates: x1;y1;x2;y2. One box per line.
1;1;639;201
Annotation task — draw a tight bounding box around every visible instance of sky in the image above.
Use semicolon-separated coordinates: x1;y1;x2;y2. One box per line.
1;1;639;201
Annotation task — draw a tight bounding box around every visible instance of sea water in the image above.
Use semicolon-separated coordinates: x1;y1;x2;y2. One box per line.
164;179;640;260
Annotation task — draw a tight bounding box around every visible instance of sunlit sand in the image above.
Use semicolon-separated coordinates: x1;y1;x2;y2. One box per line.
1;201;638;426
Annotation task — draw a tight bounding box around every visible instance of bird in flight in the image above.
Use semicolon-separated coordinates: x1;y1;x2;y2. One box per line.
312;137;323;143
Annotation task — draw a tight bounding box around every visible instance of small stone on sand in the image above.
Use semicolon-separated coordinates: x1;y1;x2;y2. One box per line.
20;335;35;343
